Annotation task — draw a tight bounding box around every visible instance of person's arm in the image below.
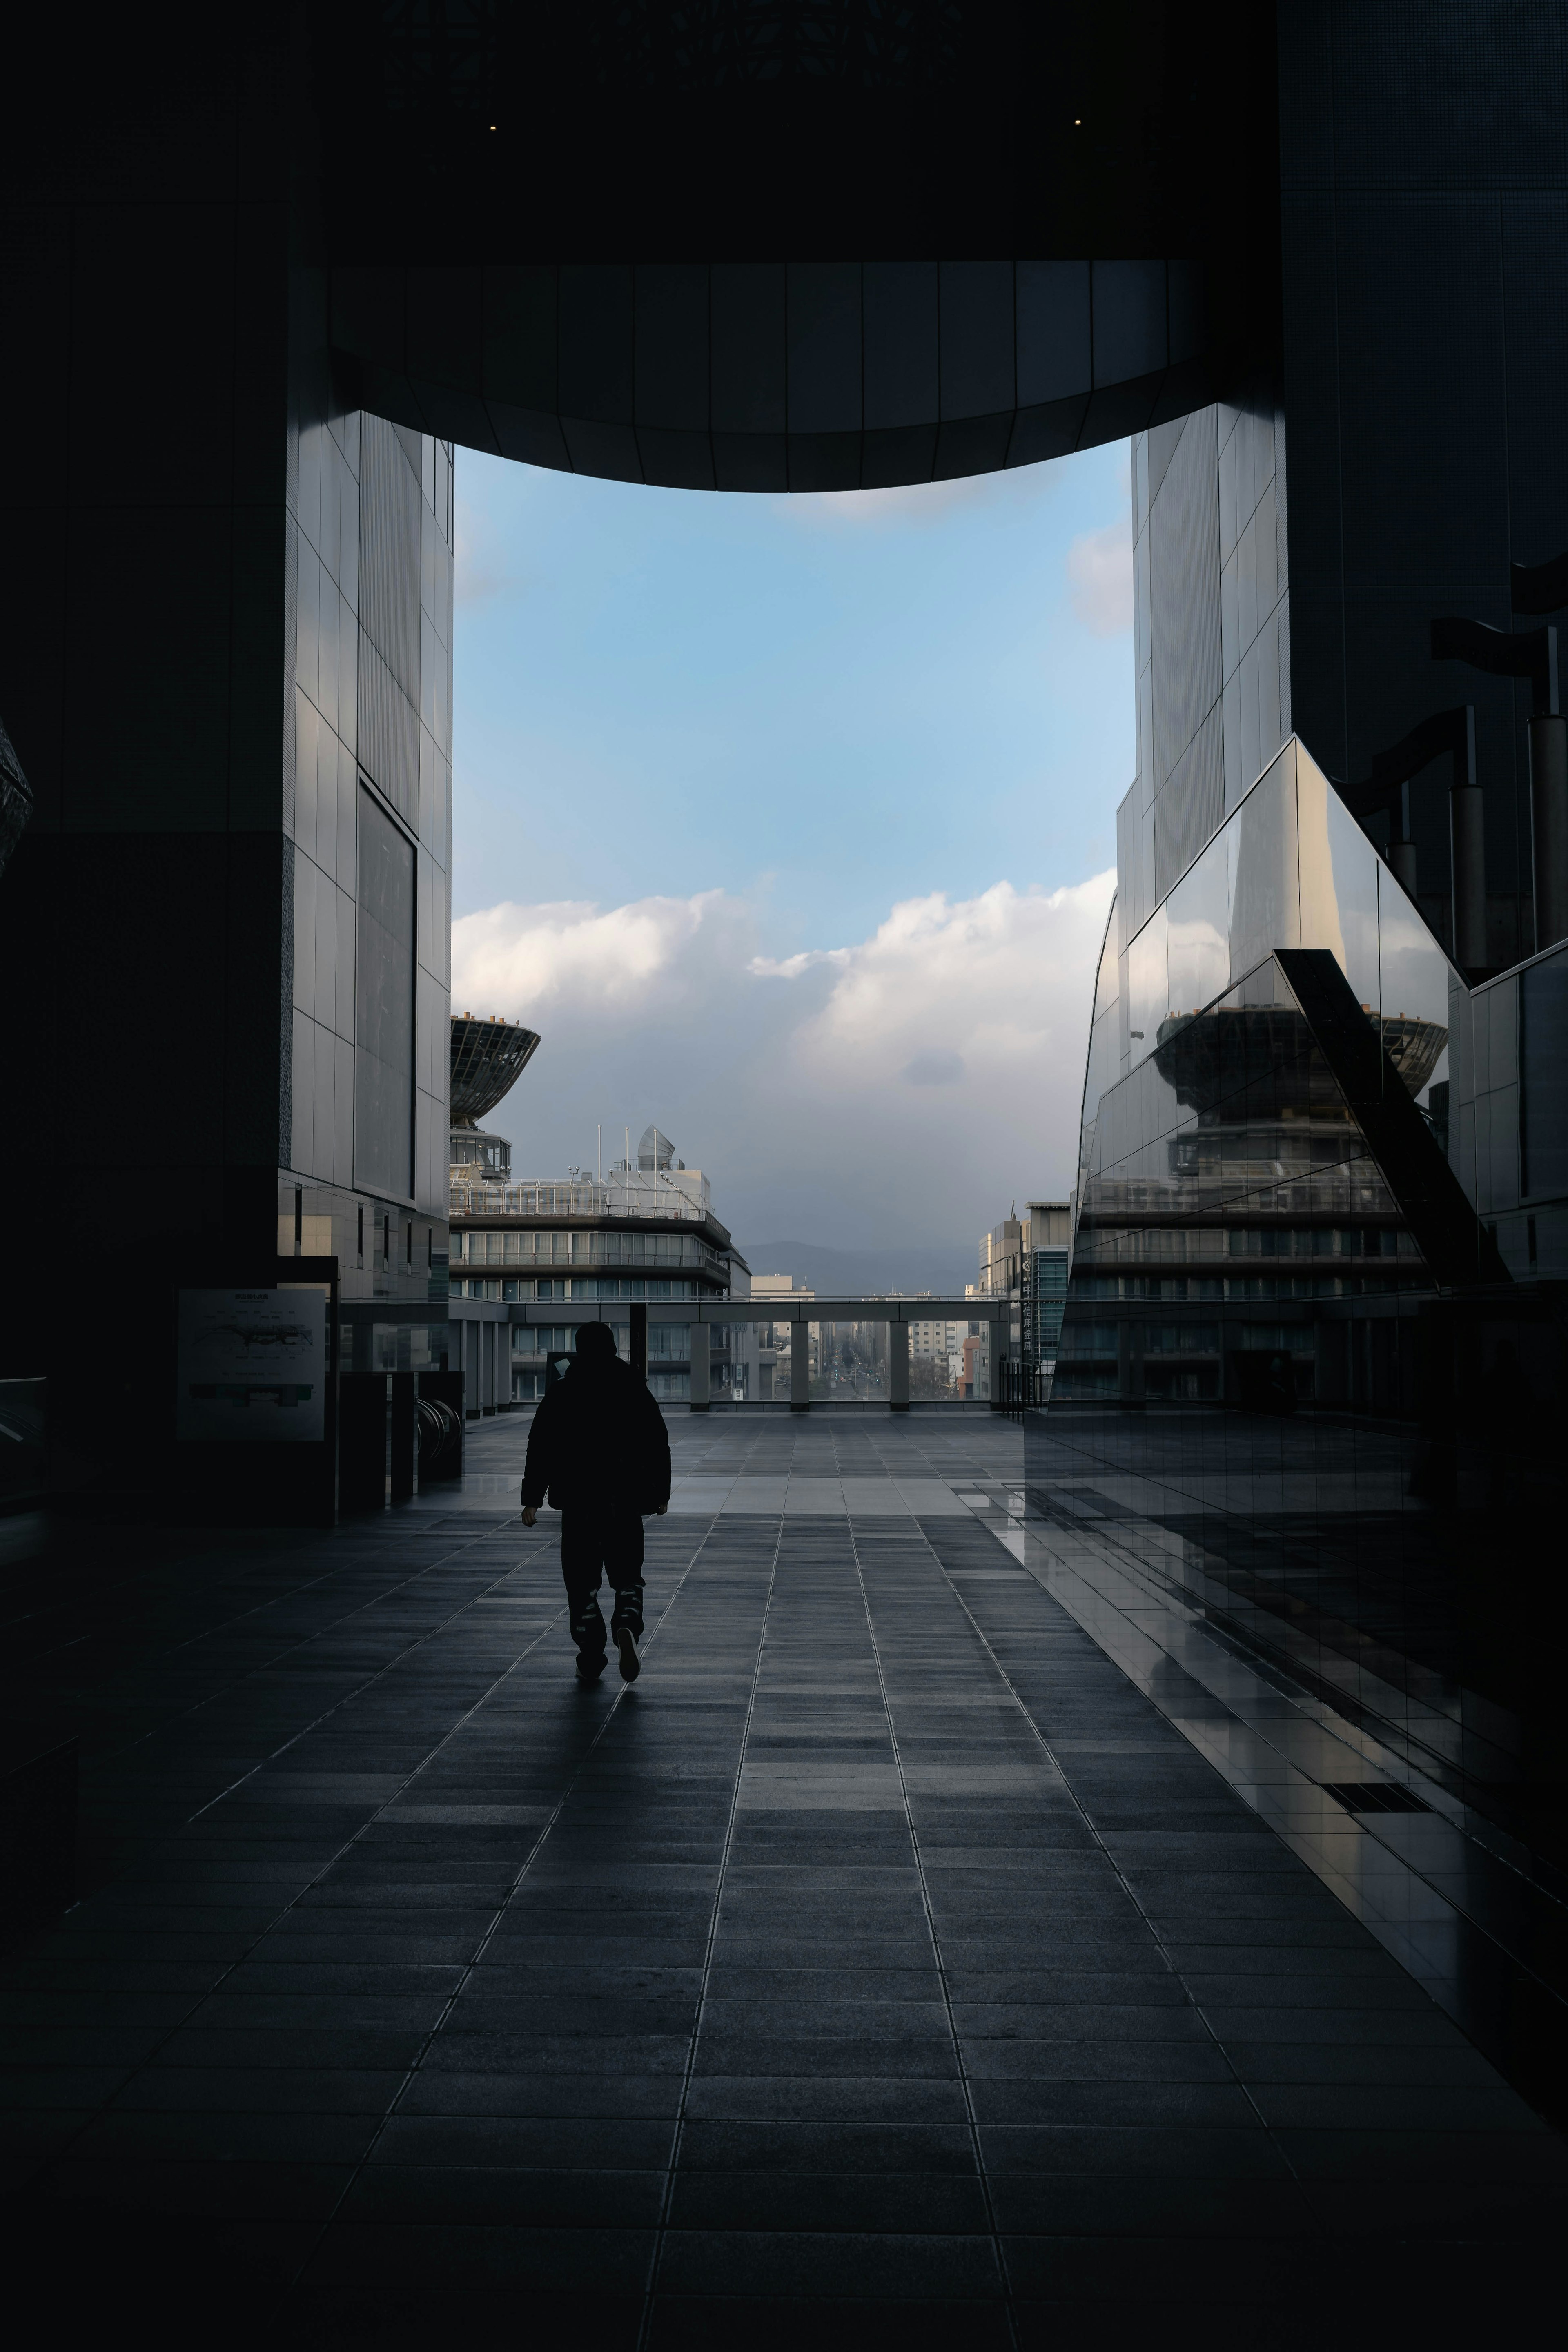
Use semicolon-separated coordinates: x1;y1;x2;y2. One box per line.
520;1391;557;1522
639;1389;672;1514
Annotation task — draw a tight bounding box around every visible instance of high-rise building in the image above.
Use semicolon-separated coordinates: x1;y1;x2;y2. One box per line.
0;1;1278;1489
1034;12;1568;2040
978;1217;1023;1297
1023;1201;1071;1374
451;1126;751;1404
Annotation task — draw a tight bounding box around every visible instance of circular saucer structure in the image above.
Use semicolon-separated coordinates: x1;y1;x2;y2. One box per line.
450;1014;541;1129
1152;1004;1446;1118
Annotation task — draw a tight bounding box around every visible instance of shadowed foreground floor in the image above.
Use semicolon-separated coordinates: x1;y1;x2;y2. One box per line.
2;1411;1564;2346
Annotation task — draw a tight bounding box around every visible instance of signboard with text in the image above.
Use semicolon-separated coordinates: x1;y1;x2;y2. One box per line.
176;1288;327;1443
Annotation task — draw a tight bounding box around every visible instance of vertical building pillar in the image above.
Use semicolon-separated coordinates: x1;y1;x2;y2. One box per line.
790;1319;811;1411
1450;783;1488;972
629;1302;648;1381
688;1316;710;1412
889;1320;910;1411
1389;840;1420;899
1529;713;1568;951
1450;710;1487;974
389;1372;415;1499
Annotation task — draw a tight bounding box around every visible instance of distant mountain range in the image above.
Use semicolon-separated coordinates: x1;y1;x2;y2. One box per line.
737;1240;977;1299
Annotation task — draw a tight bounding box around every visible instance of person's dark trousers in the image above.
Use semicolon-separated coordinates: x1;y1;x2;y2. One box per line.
559;1510;646;1671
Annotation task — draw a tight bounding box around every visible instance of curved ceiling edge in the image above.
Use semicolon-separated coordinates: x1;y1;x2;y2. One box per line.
328;256;1217;488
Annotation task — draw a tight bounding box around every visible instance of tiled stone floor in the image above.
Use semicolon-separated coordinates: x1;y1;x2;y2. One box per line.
2;1409;1564;2345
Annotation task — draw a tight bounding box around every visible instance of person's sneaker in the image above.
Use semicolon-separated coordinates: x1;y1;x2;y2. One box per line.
615;1624;641;1683
576;1655;606;1684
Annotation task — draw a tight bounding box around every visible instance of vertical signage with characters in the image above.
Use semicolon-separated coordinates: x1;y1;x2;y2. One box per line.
177;1290;327;1442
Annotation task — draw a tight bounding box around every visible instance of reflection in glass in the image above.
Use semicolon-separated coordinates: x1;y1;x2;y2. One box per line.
1126;908;1167;1062
1303;760;1379;1017
1165;829;1231;1032
1228;740;1299;978
1378;864;1455;1127
1041;730;1568;2038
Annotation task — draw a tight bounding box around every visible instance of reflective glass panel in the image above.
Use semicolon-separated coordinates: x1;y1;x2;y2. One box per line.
1227;741;1299;979
1298;749;1380;1016
1521;945;1568;1199
1377;862;1454;1121
1126;906;1167;1066
1165;828;1232;1026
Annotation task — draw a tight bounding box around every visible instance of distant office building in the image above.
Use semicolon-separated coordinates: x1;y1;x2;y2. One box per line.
978;1216;1023;1297
1023;1201;1071;1374
975;1203;1071;1396
906;1304;980;1401
976;1211;1030;1393
752;1275;811;1403
451;1123;751;1404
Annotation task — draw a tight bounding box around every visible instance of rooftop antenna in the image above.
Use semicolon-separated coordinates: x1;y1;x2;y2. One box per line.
597;1123;601;1186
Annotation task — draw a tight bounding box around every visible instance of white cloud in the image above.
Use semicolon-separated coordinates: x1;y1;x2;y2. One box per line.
451;869;1115;1246
747;943;851;981
1066;514;1133;635
452;891;735;1016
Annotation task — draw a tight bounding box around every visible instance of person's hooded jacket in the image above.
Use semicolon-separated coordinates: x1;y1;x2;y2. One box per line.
520;1325;672;1516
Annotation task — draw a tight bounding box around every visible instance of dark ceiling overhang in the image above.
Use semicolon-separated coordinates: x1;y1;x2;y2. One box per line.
306;0;1280;488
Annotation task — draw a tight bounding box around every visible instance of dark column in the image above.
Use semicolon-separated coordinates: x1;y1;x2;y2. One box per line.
688;1318;710;1412
389;1372;415;1500
790;1322;811;1412
889;1322;910;1411
339;1373;389;1512
1530;714;1568;951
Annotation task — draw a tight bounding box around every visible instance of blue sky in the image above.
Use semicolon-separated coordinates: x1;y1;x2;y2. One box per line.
451;444;1132;1250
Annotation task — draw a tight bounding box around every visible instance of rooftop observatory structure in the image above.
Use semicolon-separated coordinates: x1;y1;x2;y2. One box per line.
449;1013;540;1183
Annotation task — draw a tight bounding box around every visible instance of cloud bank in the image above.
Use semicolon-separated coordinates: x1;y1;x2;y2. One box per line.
450;870;1114;1250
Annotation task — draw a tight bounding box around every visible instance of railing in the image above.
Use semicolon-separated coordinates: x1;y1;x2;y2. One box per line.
452;1227;727;1272
448;1295;1018;1409
995;1359;1052;1419
449;1167;712;1222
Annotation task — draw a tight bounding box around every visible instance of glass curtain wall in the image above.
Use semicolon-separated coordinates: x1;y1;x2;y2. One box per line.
1040;735;1568;1891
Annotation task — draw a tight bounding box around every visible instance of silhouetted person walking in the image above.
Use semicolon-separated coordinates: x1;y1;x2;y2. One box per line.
520;1321;672;1682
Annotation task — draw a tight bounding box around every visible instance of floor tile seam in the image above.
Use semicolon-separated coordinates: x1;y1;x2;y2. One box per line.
914;1521;1314;2200
183;1542;574;1823
282;1526;722;2312
68;1612;523;1820
19;1552;354;1667
634;1514;786;2352
91;1526;534;1767
848;1526;1020;2347
22;1586;588;2196
1023;1532;1568;2058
